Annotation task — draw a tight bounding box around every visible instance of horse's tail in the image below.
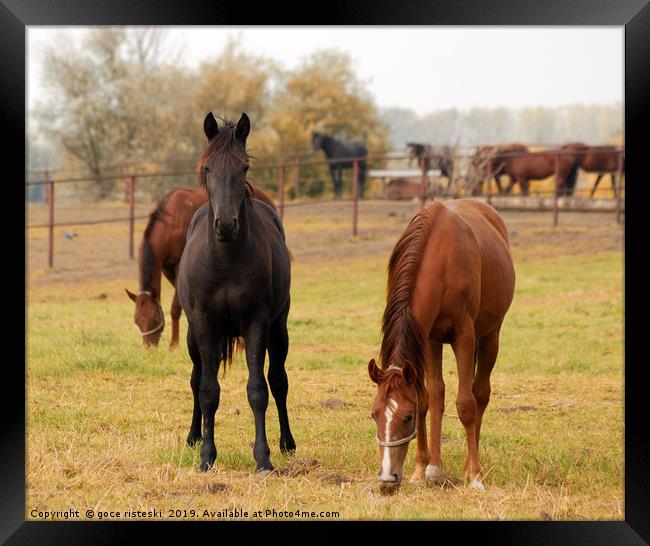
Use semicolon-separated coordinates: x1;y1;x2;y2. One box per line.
219;336;246;377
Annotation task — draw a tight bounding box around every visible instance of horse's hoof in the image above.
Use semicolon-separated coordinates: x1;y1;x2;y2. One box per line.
198;462;212;472
256;467;276;478
186;435;202;447
470;479;486;492
280;438;296;454
425;465;442;480
409;471;425;484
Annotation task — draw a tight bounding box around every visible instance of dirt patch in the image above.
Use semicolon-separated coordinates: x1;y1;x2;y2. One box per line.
319;473;354;485
426;474;462;488
202;482;228;494
319;398;354;409
277;458;321;477
498;405;538;414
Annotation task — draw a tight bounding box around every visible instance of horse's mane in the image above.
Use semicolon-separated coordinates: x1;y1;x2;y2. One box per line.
139;191;176;294
379;207;435;399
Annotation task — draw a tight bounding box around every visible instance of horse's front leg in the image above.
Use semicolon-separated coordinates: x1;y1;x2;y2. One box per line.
244;318;273;473
195;327;222;472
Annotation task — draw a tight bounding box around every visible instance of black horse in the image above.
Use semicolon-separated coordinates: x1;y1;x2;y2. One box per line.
177;112;295;474
312;132;368;198
406;142;455;192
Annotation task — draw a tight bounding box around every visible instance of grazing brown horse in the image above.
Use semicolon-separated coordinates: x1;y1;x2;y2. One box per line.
368;199;515;492
561;143;624;197
125;185;276;349
469;144;528;195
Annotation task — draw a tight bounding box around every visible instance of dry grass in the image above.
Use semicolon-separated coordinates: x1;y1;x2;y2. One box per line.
26;203;623;520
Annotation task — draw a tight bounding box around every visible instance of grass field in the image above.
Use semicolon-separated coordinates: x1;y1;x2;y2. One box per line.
26;200;624;520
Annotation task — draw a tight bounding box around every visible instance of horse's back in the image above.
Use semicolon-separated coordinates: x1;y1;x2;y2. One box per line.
422;199;515;336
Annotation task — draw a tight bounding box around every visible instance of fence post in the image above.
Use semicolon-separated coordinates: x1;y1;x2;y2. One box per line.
278;164;286;221
352;160;359;236
486;157;493;207
553;152;560;227
46;170;54;268
419;158;427;209
615;150;623;224
294;156;300;199
128;175;136;260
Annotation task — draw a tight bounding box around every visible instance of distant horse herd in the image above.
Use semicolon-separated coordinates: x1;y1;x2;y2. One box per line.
125;116;619;492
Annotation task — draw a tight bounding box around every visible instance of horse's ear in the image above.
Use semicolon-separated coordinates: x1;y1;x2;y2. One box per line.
125;289;137;302
204;112;219;140
368;358;383;384
403;362;417;386
235;113;250;143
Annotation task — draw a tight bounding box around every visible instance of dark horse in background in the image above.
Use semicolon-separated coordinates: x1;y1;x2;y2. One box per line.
406;143;454;194
312;132;368;198
125;185;276;349
177;112;295;474
561;143;624;197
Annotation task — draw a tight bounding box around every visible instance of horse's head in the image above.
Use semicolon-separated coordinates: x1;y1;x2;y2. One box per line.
311;131;323;152
368;358;419;490
125;289;165;347
199;112;250;242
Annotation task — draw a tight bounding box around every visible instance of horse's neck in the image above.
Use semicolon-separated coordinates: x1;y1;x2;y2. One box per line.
139;235;163;295
320;136;337;156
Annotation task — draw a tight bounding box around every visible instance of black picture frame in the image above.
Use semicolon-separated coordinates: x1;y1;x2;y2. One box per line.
8;1;649;543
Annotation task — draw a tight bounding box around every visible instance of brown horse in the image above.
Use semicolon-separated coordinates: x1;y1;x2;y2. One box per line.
368;199;515;492
125;185;276;349
469;144;528;195
487;147;581;196
561;143;624;197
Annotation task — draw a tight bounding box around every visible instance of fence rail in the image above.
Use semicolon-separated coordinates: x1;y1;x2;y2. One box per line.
26;146;625;268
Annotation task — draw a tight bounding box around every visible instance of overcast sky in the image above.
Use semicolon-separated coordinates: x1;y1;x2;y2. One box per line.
28;27;623;116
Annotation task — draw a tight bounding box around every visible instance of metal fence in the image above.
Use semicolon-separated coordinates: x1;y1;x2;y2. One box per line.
26;146;624;268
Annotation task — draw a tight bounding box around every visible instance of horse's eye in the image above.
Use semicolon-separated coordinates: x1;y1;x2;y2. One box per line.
371;411;378;421
243;165;249;172
404;414;413;423
204;166;210;172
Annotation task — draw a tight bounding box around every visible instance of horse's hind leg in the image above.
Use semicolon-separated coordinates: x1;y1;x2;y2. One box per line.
186;325;203;447
169;289;182;350
267;299;296;454
472;326;501;459
590;173;603;197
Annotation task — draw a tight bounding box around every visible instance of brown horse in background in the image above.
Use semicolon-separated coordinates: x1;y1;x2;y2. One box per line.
487;148;581;196
469;144;528;195
561;143;624;197
126;185;276;349
368;199;515;493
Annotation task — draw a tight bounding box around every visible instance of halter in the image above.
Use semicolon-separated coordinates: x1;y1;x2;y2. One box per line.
376;365;419;447
134;291;165;336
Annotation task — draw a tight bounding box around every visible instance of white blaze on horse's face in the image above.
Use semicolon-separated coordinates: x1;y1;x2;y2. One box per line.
373;392;416;485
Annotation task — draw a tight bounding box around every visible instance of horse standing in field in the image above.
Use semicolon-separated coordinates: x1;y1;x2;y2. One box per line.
177;112;295;473
468;144;529;195
561;143;624;197
479;146;580;196
312;132;368;198
125;185;276;349
406;143;455;194
368;199;515;492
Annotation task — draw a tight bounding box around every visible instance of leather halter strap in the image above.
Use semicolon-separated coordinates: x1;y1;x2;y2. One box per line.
376;365;418;447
